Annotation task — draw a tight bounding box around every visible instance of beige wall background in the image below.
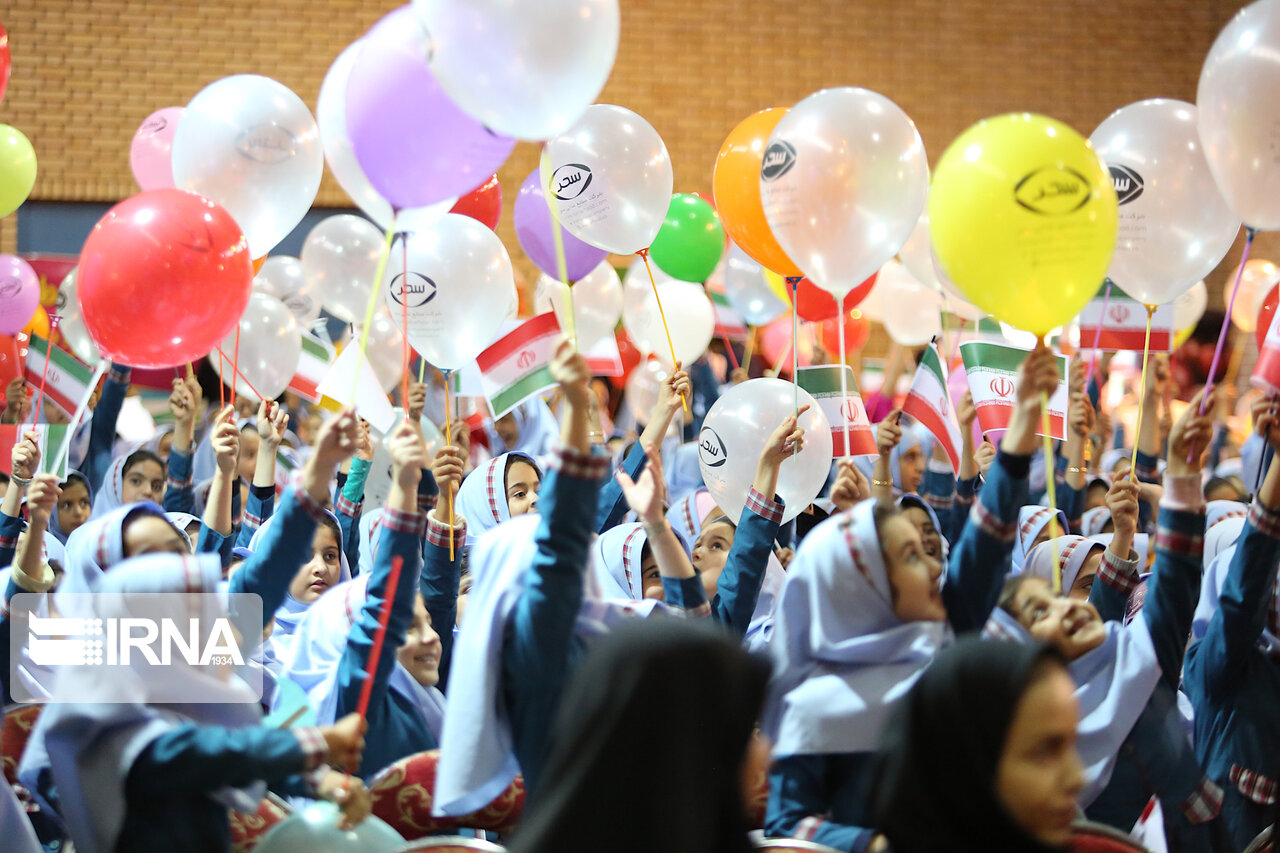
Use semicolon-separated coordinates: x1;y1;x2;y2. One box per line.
0;0;1264;346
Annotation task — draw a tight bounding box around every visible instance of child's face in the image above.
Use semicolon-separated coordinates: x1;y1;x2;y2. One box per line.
1085;484;1108;511
238;430;259;481
122;460;165;505
691;519;735;602
901;506;942;561
123;515;191;559
1007;577;1106;660
1069;549;1103;600
289;526;342;604
505;460;540;517
397;593;442;687
880;514;945;623
57;480;92;536
897;446;925;495
638;549;665;601
495;413;520;449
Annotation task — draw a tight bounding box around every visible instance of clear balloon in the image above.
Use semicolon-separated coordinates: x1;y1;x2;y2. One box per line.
1198;0;1280;229
413;0;619;141
254;801;404;853
534;261;623;350
316;41;455;234
514;168;608;281
0;123;36;219
542;105;674;255
929;251;986;321
621;255;671;354
721;242;787;326
53;268;102;366
760;88;929;298
0;255;39;335
381;213;515;370
172;74;324;258
877;261;943;346
211;292;301;399
301;215;386;325
1172;280;1208;334
1226;258;1280;332
356;308;409;392
624;359;669;422
254;256;320;324
897;211;943;291
129;107;183;191
1089;99;1240;304
640;280;714;368
699;378;832;524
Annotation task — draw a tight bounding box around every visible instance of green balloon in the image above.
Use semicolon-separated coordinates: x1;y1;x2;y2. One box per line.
649;193;725;283
0;124;36;219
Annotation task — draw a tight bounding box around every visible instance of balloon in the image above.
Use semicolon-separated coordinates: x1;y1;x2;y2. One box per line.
639;280;714;368
382;213;516;370
172;75;323;258
413;0;618;141
788;274;877;323
1198;0;1280;228
1259;284;1280;350
763;269;792;305
449;172;502;231
129;107;183;191
542;104;674;255
625;359;669;422
760;88;928;298
699;378;832;523
898;211;944;291
1089;99;1239;304
721;243;787;325
613;327;643;390
0;255;39;335
816;309;871;356
0;22;9;105
877;260;943;346
930;113;1118;336
255;801;404;853
929;251;986;321
0;124;36;218
514;169;608;281
713;108;800;276
1172;280;1208;335
77;190;253;368
622;254;671;354
316;41;455;234
211;292;301;399
758;314;813;374
53;268;99;366
346;7;515;211
649;194;726;283
356;308;409;392
301;215;385;325
1226;258;1280;332
534;261;623;350
255;256;320;324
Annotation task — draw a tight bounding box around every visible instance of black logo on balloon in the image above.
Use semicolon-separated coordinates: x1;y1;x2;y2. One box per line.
139;116;168;137
1108;164;1144;206
236;124;298;165
550;164;593;201
1014;166;1091;216
0;278;20;301
698;426;728;469
388;272;436;308
760;141;797;182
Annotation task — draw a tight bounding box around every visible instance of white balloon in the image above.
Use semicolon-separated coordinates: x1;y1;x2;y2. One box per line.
254;801;404;853
382;214;515;370
316;42;454;234
354;309;408;393
534;261;623;350
898;211;943;291
760;87;929;297
625;359;669;422
878;261;943;346
699;378;833;524
721;242;788;325
640;280;714;368
542;105;674;255
930;251;986;321
53;268;102;367
1173;280;1208;332
172;74;323;257
211;292;301;399
414;0;619;141
254;256;320;324
621;254;671;354
302;215;386;324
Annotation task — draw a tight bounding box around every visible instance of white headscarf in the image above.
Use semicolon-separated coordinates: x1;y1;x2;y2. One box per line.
452;452;541;547
1012;505;1068;574
483;398;559;461
58;502;185;616
1024;535;1104;595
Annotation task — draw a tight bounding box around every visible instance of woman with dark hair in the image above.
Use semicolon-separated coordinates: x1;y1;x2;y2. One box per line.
510;620;771;853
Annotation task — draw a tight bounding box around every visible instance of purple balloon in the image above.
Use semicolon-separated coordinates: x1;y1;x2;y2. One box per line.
345;6;516;210
0;255;39;335
514;169;608;282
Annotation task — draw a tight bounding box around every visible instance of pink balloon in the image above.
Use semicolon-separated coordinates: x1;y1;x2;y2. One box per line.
0;255;40;335
129;107;184;191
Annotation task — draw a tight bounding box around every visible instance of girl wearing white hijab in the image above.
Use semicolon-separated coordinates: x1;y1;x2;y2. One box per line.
453;451;542;548
1011;505;1068;574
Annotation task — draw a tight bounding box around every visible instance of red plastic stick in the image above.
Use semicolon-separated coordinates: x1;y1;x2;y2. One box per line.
349;554;404;774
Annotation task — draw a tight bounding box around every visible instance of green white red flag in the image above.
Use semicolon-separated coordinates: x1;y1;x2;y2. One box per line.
709;288;748;340
959;341;1068;439
795;365;876;456
477;312;563;419
24;334;95;418
287;331;335;403
1076;283;1172;352
901;342;965;474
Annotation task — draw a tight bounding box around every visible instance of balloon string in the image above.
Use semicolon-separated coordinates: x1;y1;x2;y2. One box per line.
349;554;404;775
400;238;411;415
232;324;241;409
722;334;740;371
639;249;687;411
541;145;577;350
837;314;849;460
444;370;455;561
1201;227;1254;417
790;278;800;408
352;227;398;401
1041;386;1063;594
1084;280;1113;390
1130;305;1155;480
417;358;426;384
216;347;265;402
742;326;756;376
217;347;225;411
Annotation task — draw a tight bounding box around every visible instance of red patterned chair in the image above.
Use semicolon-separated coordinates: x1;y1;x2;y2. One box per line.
1245;825;1273;853
755;840;845;852
2;704;41;786
229;792;293;853
1067;820;1152;852
394;837;506;852
370;750;524;839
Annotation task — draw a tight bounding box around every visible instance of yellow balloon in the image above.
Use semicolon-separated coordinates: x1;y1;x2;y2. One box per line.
763;268;791;304
1173;324;1195;349
929;114;1118;337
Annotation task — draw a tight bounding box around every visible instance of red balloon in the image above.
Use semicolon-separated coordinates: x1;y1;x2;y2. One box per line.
612;327;644;390
816;310;870;355
1258;284;1279;351
449;172;502;231
788;273;877;322
78;190;253;369
0;23;9;105
759;315;814;376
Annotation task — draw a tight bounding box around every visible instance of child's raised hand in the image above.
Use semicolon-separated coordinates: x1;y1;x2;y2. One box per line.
256;400;288;448
25;474;60;525
318;772;371;831
319;713;367;772
957;392;977;432
830;459;870;511
760;407;808;470
1069;390;1094;439
431;446;466;500
211;407;241;476
550;337;591;409
1016;345;1060;410
446;418;471;457
1069;357;1087;396
615;442;666;526
11;429;40;482
1104;467;1140;539
311;407;361;473
169;379;195;426
656;366;691;417
1167;388;1216;476
387;419;427;488
974;439;996;478
354;418;375;462
876;410;903;458
3;377;29;423
1252;393;1280;453
406;381;427;422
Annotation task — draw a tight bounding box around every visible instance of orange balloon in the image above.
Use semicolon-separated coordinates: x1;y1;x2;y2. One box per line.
22;306;49;340
713;109;801;277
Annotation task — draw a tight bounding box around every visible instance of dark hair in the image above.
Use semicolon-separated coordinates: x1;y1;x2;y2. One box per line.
316;513;342;548
60;471;90;492
503;452;543;484
997;573;1039;617
1204;476;1244;501
122;449;165;478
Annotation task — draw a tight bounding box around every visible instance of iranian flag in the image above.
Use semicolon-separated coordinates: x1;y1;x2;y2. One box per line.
709;288;748;340
795;365;876;456
902;343;965;474
959;341;1069;439
287;331;335;403
477;312;563;419
1076;283;1173;352
585;334;625;377
0;425;70;479
24;335;96;418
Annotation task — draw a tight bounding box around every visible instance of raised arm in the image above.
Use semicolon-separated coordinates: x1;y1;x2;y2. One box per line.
163;377;201;513
83;364;130;492
1088;465;1142;623
237;399;288;548
0;430;39;569
422;443;466;689
872;411;903;505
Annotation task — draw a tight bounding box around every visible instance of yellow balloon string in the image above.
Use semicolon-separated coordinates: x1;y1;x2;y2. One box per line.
639;249;688;412
540;145;577;349
1129;305;1155;481
352;226;397;400
444;371;455;562
418;359;426;383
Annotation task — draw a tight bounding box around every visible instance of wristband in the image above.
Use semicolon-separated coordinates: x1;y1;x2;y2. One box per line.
872;478;893;488
10;474;31;487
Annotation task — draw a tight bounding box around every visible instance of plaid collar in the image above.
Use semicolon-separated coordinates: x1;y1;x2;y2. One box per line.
621;527;645;598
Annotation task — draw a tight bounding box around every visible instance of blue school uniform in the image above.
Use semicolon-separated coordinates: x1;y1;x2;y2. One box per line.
0;506;24;569
421;512;465;690
82;364;129;497
236;482;276;550
765;450;1030;852
595;441;646;533
711;488;783;638
163;446;195;514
